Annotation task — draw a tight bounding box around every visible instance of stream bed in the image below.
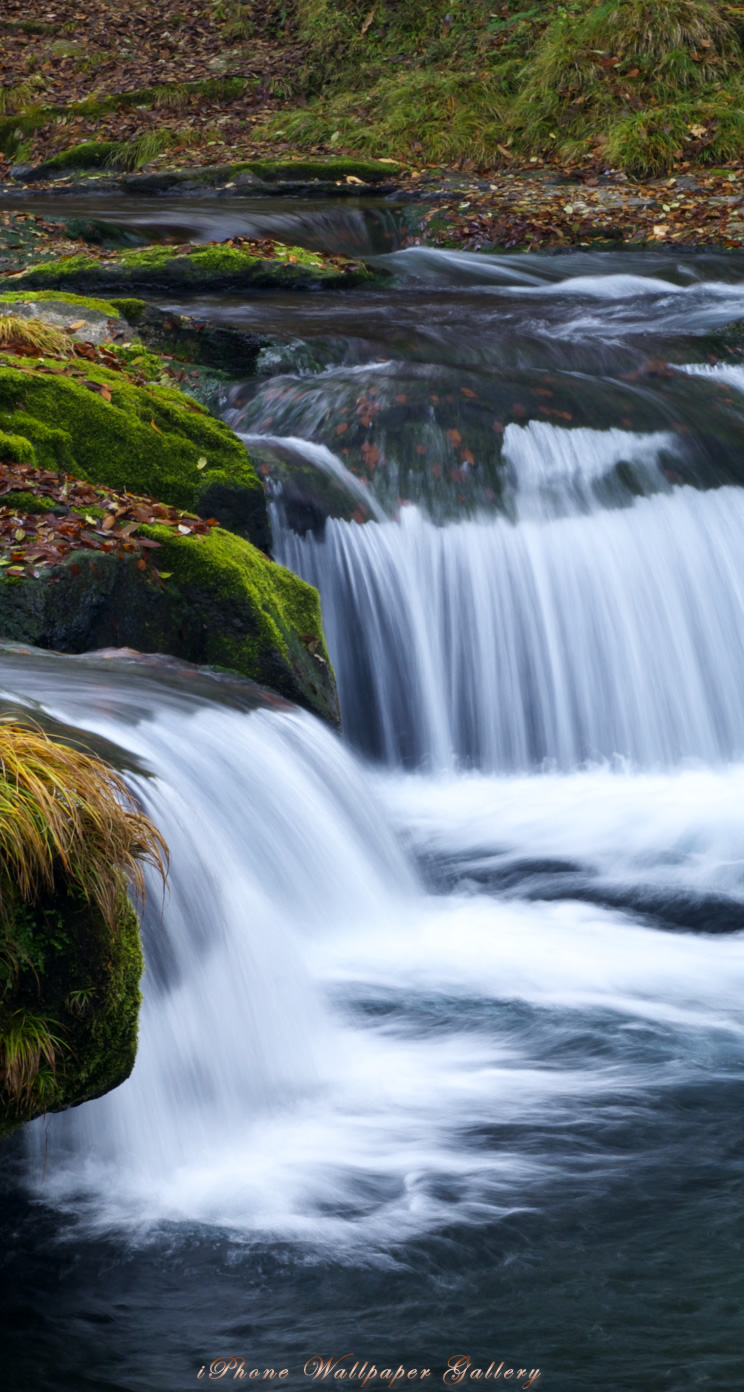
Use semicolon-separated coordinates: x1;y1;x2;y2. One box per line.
2;210;744;1392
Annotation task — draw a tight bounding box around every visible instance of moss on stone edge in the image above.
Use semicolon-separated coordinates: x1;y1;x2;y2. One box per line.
12;242;376;295
0;289;122;318
141;525;338;721
232;157;400;182
108;297;147;325
0;530;339;724
0;361;269;549
0;880;143;1139
33;140;122;173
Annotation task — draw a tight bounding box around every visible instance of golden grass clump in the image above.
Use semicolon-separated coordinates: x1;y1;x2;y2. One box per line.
0;718;168;931
0;314;75;359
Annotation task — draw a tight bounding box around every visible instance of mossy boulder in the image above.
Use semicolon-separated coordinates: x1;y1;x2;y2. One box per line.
0;530;339;724
0;290;125;346
11;242;376;296
0;880;142;1139
28;140;122;177
0;362;270;550
0;290;123;318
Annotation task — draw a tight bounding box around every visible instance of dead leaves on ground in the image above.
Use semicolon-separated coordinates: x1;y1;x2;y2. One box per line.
416;166;744;252
0;462;218;582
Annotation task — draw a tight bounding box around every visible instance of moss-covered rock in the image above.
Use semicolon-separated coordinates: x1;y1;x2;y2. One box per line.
29;140;122;176
0;531;338;724
0;290;122;318
0;429;36;464
0;361;270;549
231;156;400;183
0;290;125;347
0;879;142;1139
11;241;377;296
2;489;56;513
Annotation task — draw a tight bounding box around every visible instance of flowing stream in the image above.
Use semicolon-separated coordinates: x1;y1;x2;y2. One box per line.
3;217;744;1392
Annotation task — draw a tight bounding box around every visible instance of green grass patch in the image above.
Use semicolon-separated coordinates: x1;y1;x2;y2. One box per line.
265;0;744;174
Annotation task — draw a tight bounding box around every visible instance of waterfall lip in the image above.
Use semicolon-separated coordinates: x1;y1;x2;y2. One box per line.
0;642;295;718
277;484;744;772
238;431;388;523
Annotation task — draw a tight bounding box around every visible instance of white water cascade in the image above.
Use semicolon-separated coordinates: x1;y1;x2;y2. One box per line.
7;249;744;1279
275;423;744;769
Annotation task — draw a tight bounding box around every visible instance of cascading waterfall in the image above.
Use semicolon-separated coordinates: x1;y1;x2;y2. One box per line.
274;425;744;770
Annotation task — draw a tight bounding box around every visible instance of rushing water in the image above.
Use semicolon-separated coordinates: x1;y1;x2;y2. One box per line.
3;224;744;1392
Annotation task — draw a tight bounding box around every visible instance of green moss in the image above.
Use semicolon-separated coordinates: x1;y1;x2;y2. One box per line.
141;524;337;716
110;340;171;379
0;362;268;544
2;490;56;513
109;297;147;325
12;242;374;296
30;135;175;179
36;139;123;172
234;156;400;181
0;289;122;318
0;430;36;465
0;880;143;1137
0;110;46;156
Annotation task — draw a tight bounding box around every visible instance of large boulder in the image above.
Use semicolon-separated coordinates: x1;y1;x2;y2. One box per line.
0;357;270;549
0;521;338;725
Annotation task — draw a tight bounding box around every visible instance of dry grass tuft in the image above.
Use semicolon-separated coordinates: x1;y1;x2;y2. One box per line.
0;718;168;931
0;314;75;359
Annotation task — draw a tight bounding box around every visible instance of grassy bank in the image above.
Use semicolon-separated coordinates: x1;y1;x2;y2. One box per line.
4;2;744;180
273;0;744;176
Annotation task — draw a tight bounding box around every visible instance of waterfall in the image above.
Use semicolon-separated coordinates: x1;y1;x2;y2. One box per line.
275;476;744;771
0;650;414;1231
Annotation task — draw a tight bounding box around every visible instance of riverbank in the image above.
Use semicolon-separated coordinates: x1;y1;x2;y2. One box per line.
4;1;744;254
